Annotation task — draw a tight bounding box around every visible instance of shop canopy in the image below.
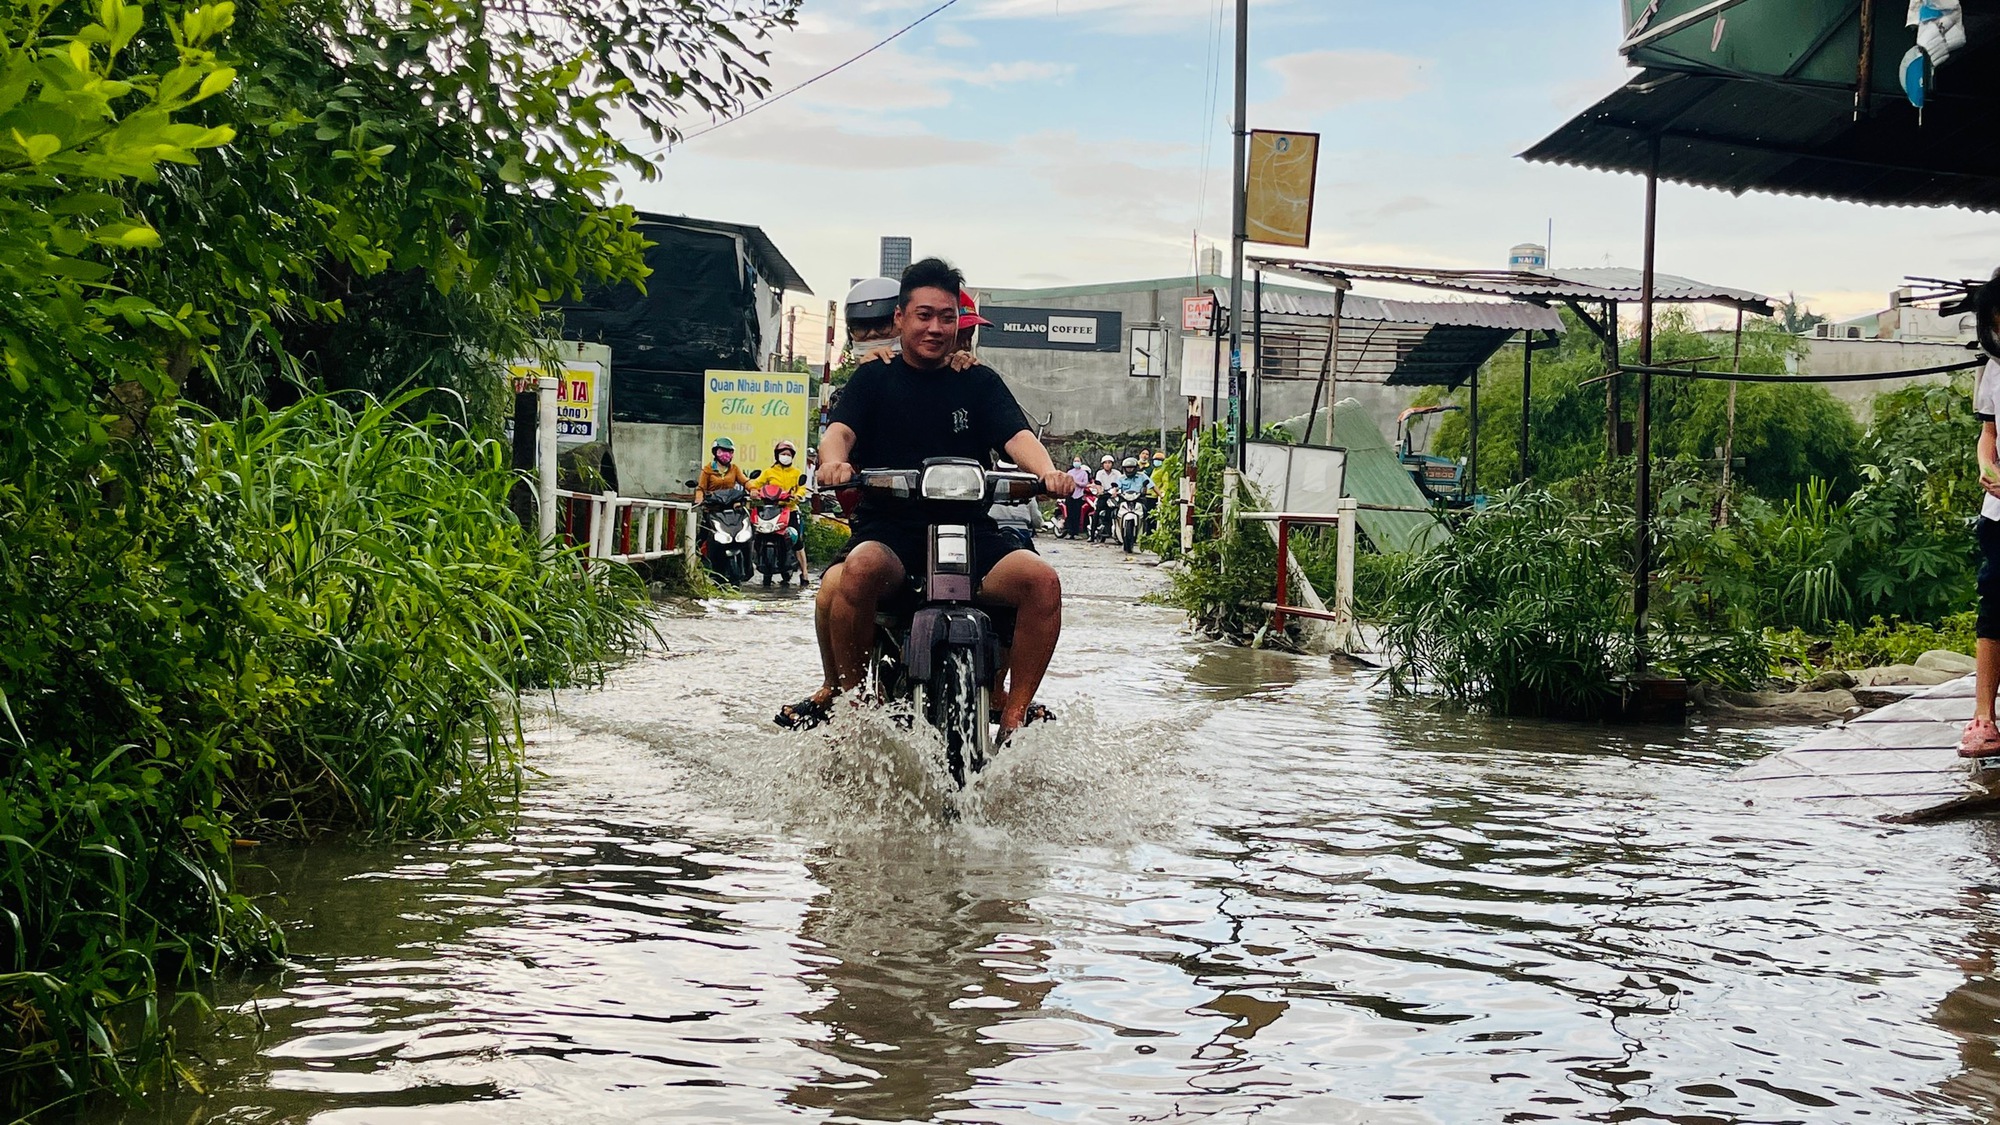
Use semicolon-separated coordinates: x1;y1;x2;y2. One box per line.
1523;0;2000;211
1218;287;1564;390
1250;258;1773;318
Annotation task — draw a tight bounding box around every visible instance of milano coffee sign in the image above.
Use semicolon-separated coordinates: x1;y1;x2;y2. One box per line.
977;306;1123;353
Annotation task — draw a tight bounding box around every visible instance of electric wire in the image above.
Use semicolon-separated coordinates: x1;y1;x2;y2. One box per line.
664;0;965;152
1190;0;1226;278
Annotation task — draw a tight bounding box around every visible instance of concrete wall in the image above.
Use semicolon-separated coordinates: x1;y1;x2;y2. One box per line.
612;422;706;499
1803;338;1974;419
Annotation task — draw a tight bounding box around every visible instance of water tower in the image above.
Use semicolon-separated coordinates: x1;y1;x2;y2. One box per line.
1509;242;1548;270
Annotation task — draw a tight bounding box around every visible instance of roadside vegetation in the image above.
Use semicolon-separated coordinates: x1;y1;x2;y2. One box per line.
0;0;794;1113
1161;311;1986;716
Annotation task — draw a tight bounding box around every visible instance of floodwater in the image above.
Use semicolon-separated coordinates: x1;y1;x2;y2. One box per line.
95;544;2000;1124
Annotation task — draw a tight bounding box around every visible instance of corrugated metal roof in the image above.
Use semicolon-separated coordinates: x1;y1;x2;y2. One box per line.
1520;60;2000;214
1250;256;1773;314
1219;289;1566;331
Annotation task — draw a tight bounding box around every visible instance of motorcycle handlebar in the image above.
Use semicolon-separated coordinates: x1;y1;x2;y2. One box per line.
814;468;1051;501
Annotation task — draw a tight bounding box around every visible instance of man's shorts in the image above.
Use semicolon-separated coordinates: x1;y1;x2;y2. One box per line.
1978;517;2000;641
832;517;1030;590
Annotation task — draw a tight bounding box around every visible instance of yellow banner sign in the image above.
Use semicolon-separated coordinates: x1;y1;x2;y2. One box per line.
703;370;810;469
1246;130;1320;248
507;356;602;443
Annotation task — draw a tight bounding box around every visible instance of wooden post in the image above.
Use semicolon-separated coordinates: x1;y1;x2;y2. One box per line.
1604;299;1620;459
1719;307;1744;525
1518;330;1534;481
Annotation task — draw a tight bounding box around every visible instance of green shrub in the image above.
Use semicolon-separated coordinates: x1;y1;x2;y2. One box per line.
802;514;852;566
0;394;647;1112
1378;488;1770;713
1768;613;1977;677
1380;489;1635;716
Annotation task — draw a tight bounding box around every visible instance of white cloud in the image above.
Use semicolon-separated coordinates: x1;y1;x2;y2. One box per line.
1256;49;1429;118
958;60;1073;86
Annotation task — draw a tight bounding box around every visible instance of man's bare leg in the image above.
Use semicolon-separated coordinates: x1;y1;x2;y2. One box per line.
803;563;844;709
827;542;905;692
977;552;1062;734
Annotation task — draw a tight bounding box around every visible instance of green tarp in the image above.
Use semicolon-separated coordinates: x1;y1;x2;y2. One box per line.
1273;400;1446;555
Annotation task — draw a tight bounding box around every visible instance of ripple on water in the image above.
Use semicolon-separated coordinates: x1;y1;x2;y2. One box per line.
83;564;2000;1125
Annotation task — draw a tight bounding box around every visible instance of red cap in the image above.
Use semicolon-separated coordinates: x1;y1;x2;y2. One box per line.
957;290;993;329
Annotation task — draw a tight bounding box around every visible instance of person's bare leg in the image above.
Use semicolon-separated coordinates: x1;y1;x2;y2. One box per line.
804;563;844;708
1978;637;1999;723
978;553;1062;734
829;543;904;692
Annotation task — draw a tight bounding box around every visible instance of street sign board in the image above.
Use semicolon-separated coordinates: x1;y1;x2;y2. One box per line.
1182;295;1216;332
978;306;1122;352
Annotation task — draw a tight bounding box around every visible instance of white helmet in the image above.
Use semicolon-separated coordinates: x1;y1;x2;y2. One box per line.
844;277;899;326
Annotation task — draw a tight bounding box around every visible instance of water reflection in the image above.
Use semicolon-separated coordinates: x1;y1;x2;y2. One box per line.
784;839;1054;1121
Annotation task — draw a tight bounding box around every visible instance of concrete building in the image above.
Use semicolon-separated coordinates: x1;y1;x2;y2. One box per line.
1801;289;1979;417
880;236;912;279
971;275;1559;452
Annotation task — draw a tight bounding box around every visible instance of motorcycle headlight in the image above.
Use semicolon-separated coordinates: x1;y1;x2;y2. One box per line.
921;463;986;502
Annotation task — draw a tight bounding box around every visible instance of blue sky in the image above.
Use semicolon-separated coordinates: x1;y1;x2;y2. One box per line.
631;0;2000;331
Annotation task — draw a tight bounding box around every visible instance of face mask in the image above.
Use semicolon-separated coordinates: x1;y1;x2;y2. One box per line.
778;454;794;466
715;450;732;465
1072;461;1082;469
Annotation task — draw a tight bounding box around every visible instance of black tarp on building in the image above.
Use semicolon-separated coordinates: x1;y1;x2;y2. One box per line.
557;214;809;426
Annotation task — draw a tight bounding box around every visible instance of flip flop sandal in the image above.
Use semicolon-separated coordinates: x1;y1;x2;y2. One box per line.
989;702;1058;726
774;691;838;731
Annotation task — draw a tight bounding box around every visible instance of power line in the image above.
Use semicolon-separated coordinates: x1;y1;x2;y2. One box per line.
665;0;965;151
1190;0;1226;276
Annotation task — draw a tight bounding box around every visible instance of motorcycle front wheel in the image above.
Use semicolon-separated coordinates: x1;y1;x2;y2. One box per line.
913;645;991;789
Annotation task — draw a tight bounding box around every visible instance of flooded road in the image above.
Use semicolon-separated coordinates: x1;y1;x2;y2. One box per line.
103;542;2000;1124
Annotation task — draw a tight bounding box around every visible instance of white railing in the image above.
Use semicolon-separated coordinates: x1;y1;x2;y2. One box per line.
1234;496;1358;654
554;489;695;562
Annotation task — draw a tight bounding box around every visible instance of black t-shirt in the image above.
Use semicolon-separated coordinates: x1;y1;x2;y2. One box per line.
829;355;1031;523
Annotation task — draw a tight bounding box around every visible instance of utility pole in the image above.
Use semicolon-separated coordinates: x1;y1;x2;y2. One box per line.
785;305;798;370
1227;0;1249;473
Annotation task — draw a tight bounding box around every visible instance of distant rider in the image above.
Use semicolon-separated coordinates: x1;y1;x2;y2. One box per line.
758;439;812;587
1092;454;1120;539
696;437;748;502
1118;456;1158;532
1062;457;1091;537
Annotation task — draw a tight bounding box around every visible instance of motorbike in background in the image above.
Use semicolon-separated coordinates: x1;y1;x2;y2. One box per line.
751;481;802;587
687;473;759;585
1115;488;1145;553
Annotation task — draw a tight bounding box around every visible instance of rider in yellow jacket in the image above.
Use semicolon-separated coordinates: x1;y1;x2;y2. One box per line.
757;440;812;586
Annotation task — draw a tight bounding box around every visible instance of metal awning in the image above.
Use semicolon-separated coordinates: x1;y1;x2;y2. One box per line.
1523;2;2000;213
1248;258;1773;316
1218;288;1565;390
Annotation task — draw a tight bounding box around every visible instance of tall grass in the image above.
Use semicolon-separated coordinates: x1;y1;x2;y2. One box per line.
0;392;647;1114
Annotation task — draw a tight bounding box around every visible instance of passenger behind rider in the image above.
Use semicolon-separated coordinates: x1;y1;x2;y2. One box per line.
757;439;813;587
778;257;1075;737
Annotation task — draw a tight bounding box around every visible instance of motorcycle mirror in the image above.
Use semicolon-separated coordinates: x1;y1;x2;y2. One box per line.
748;470;762;480
683;479;698;489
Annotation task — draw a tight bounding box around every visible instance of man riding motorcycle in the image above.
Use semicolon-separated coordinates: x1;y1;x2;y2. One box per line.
775;257;1074;739
757;439;812;587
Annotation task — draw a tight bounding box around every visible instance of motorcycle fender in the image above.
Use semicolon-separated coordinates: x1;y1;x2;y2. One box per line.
908;607;995;685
